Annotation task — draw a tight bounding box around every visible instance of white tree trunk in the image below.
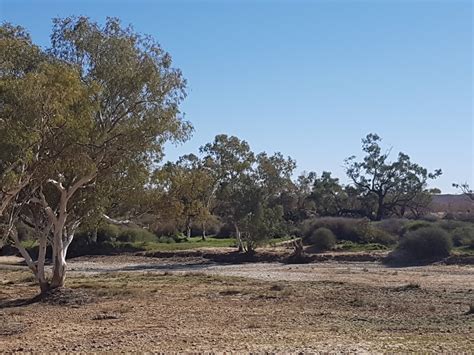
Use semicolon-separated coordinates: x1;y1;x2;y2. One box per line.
234;223;243;252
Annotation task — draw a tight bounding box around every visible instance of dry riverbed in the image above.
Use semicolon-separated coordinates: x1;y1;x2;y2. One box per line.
0;253;473;352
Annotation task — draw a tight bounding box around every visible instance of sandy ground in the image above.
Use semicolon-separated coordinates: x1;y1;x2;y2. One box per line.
0;254;473;352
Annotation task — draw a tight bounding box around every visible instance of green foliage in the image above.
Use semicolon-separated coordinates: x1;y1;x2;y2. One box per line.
309;227;336;251
393;226;452;262
302;217;397;246
402;221;433;234
451;227;474;248
309;171;345;216
365;227;398;245
117;228;157;243
336;241;389;251
302;217;370;243
96;224;120;244
375;218;410;236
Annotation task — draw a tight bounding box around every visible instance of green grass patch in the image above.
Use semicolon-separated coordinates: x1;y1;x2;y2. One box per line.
335;241;391;252
451;246;474;256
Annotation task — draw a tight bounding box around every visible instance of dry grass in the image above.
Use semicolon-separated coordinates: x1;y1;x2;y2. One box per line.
0;263;472;352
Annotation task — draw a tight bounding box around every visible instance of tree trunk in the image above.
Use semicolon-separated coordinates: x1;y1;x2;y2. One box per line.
36;233;49;292
50;228;67;289
234;223;243;252
375;194;385;221
201;222;207;241
292;238;303;258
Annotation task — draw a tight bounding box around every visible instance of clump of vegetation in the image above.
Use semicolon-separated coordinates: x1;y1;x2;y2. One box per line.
387;226;452;264
96;225;120;244
451;226;474;248
375;218;409;236
308;227;336;251
302;217;397;246
401;220;432;234
117;228;157;243
302;217;369;243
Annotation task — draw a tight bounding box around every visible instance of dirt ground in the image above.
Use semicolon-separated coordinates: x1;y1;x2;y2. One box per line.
0;253;473;352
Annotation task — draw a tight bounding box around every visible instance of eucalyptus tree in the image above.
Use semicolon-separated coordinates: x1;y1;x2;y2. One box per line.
222;151;296;253
309;171;347;216
345;134;442;220
154;154;214;239
200;135;255;248
1;17;191;291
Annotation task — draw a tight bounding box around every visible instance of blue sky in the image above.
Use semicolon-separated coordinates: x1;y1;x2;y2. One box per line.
1;0;472;192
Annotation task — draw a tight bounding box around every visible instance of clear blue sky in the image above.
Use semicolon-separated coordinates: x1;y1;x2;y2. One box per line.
1;0;472;192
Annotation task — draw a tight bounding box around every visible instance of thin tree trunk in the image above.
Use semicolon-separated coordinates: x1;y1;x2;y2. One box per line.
202;222;206;241
36;233;49;292
376;194;384;221
10;227;38;279
234;223;243;252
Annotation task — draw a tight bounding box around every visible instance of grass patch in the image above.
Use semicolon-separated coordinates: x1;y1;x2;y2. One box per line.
335;241;390;252
451;246;474;256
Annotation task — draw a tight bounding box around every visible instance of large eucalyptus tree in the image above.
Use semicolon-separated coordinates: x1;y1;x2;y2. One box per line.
0;17;191;291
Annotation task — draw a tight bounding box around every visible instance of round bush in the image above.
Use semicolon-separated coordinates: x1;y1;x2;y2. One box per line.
451;226;474;248
396;226;452;261
309;227;336;251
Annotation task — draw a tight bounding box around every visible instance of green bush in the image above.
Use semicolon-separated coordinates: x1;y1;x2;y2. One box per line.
451;226;474;248
157;236;176;244
117;228;157;243
375;218;409;237
309;227;336;251
96;224;120;244
402;221;432;235
302;217;397;245
302;217;370;243
392;226;452;263
437;220;468;232
366;227;398;245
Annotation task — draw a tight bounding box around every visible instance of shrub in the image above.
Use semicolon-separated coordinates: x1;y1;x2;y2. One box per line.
157;236;176;244
401;221;432;235
390;226;452;263
153;222;179;237
215;223;235;238
366;227;398;246
451;226;474;248
309;227;336;251
375;218;409;237
302;217;370;243
437;219;468;232
117;228;157;243
96;224;120;244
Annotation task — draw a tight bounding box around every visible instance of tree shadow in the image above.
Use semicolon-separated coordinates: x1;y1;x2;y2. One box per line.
0;294;42;309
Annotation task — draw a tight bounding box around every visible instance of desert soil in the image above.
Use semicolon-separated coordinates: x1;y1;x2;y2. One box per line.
0;253;473;352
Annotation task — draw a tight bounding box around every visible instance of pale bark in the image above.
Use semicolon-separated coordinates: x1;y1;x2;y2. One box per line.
234;222;243;252
103;214;132;225
37;170;97;290
9;227;38;278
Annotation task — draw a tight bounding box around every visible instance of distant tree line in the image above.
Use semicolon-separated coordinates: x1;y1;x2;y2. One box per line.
147;133;442;252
